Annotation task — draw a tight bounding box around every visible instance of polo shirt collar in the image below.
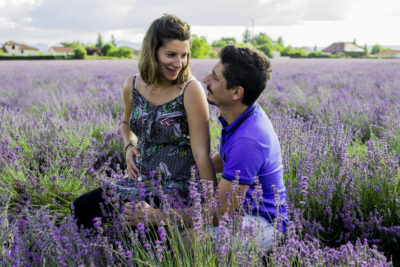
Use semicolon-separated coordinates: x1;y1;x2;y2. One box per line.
218;103;257;133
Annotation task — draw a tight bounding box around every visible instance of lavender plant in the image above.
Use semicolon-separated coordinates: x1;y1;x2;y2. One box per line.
0;59;398;266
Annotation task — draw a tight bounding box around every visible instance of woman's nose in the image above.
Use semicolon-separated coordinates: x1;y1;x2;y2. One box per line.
173;57;182;68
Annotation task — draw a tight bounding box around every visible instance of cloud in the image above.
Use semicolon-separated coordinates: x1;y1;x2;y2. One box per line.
301;0;351;21
2;0;398;46
2;0;354;34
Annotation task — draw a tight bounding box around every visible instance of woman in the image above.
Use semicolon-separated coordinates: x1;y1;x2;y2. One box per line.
73;14;216;229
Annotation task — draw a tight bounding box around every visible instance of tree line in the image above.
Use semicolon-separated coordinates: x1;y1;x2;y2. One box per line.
62;31;395;60
62;34;136;59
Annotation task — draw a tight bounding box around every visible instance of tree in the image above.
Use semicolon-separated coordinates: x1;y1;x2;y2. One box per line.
111;35;116;46
101;43;115;56
254;33;273;46
281;46;308;58
243;28;252;44
371;44;384;54
277;36;284;46
256;43;273;57
212;37;237;47
253;33;273;57
74;46;86;59
96;33;103;49
61;41;81;48
191;35;211;58
108;47;133;58
211;40;227;47
221;37;236;45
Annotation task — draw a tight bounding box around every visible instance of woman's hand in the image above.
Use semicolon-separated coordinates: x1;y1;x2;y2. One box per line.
125;145;141;179
123;201;161;227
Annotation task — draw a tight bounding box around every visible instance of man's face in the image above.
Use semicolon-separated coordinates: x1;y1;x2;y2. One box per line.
202;61;232;107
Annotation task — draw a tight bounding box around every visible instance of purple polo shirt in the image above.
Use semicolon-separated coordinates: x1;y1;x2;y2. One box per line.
219;103;288;231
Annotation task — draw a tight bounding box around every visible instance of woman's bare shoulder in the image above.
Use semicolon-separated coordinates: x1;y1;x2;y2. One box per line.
123;74;145;93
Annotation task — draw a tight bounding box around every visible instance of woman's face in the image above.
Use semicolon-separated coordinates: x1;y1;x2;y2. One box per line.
156;39;190;82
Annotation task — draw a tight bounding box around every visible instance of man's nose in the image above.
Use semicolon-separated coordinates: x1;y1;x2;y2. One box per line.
202;74;210;84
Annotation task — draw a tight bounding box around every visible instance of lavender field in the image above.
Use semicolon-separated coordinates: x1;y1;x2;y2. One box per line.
0;59;399;266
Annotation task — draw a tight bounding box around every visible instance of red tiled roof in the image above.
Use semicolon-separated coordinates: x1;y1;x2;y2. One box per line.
375;50;400;56
49;47;74;53
18;44;39;50
3;41;18;46
2;41;38;51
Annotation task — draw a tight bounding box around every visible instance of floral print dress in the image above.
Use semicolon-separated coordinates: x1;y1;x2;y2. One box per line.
114;76;197;202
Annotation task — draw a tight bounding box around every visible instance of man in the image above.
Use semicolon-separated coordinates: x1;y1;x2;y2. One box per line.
123;45;288;250
202;45;288;249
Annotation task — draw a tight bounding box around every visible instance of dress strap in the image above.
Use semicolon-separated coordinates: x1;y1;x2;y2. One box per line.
132;75;138;93
182;78;196;94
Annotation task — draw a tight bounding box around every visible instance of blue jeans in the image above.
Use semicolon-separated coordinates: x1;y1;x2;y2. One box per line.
210;214;276;250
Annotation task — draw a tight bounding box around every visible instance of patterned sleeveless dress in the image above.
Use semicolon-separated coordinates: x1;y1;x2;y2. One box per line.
114;76;197;203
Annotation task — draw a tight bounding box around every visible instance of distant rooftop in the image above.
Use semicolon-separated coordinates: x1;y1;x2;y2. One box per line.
322;42;364;53
374;50;400;56
49;47;74;53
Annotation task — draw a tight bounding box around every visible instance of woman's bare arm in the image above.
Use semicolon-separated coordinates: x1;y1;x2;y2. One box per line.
120;76;140;179
184;80;217;187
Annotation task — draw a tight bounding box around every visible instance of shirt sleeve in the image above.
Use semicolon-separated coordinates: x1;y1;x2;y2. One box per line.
222;137;269;185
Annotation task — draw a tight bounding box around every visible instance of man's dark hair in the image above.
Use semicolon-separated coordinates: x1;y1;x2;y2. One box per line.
220;45;272;106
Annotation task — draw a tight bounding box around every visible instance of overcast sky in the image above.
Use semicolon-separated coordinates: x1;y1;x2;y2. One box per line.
1;0;400;48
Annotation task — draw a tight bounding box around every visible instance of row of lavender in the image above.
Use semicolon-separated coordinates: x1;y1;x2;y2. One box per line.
0;59;398;265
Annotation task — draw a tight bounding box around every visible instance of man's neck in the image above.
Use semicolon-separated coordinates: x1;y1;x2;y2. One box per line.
219;104;250;126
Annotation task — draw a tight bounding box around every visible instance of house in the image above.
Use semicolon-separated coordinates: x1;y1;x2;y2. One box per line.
374;50;400;58
1;41;40;55
48;46;74;55
322;42;365;56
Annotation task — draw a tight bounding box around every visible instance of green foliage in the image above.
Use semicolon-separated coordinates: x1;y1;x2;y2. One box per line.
281;46;308;58
243;28;252;44
307;51;332;58
254;32;273;46
371;44;384;54
106;46;133;58
101;43;116;56
277;36;284;46
96;33;103;49
344;51;367;58
272;43;284;53
212;37;237;47
211;39;227;47
220;37;237;45
73;46;87;59
191;34;211;58
256;43;273;57
254;33;274;57
60;41;81;48
116;47;133;58
111;34;116;46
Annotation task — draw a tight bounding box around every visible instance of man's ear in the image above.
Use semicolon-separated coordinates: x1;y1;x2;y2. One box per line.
232;85;244;101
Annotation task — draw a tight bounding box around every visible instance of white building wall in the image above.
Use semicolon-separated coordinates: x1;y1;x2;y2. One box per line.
4;44;40;55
